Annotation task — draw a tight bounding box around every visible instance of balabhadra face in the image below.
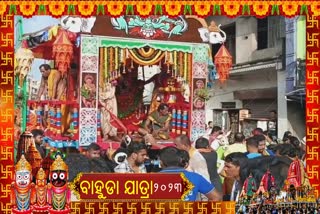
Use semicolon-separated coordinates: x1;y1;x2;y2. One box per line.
16;171;31;188
50;170;67;187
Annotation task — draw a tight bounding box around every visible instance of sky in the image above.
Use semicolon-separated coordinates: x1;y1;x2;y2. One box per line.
16;16;60;81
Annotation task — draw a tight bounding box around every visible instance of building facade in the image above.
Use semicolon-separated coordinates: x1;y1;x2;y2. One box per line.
283;16;306;139
205;16;286;139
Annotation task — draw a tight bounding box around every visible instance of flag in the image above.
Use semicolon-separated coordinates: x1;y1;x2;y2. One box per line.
107;109;127;134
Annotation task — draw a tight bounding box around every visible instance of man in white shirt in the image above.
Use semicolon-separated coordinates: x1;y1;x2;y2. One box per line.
207;126;223;151
174;135;210;181
205;121;213;135
174;135;211;201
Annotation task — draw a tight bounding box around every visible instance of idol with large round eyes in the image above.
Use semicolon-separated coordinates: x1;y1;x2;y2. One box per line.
16;171;31;188
50;170;67;187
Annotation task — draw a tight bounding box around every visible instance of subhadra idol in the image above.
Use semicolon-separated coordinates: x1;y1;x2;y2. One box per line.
32;168;50;213
11;155;34;214
47;154;70;214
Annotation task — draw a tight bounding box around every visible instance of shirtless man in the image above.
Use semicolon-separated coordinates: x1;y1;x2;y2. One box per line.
36;64;69;131
36;64;62;101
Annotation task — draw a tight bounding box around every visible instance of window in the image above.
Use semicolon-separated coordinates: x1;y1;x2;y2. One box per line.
221;102;236;109
257;18;268;50
296;59;305;88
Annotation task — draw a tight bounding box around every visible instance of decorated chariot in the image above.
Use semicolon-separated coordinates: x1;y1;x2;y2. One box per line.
236;158;317;212
14;15;233;152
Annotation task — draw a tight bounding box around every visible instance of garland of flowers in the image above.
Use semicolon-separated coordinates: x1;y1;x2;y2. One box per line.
99;48;105;88
3;2;319;18
105;47;109;82
110;47;114;77
179;51;183;77
188;53;192;83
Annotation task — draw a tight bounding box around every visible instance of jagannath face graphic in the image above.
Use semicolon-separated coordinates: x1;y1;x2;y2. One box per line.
50;170;67;187
16;170;31;188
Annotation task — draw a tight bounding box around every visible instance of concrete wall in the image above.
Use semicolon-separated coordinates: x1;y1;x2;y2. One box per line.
235;17;258;64
206;16;284;65
205;69;278;121
284;17;305;139
204;16;290;139
277;69;288;139
287;102;306;139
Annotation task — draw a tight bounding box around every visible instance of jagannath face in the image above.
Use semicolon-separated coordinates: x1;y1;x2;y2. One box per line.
50;170;67;187
16;170;31;188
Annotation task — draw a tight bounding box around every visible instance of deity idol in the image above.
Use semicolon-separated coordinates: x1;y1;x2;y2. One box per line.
11;154;35;214
239;172;256;201
256;169;276;194
47;153;70;213
31;168;49;213
151;76;185;111
286;157;311;189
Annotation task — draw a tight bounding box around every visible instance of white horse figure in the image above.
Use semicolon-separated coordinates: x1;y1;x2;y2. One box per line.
212;131;231;174
199;130;231;174
180;81;190;103
60;16;96;33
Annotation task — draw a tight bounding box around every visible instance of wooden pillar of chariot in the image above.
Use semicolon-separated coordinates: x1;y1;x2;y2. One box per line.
79;36;100;146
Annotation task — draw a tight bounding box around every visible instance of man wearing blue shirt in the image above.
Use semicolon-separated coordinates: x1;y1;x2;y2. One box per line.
255;135;275;156
159;147;222;201
246;137;262;159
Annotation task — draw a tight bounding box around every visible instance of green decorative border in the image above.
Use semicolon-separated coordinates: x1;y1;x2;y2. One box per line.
100;37;193;53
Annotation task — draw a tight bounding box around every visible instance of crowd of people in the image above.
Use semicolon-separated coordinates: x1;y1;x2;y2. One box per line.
17;116;317;213
238;204;320;214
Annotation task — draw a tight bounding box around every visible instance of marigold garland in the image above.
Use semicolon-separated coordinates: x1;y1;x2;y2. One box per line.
37;5;47;15
252;2;270;17
310;2;320;16
223;2;241;17
0;2;7;15
19;2;36;17
48;2;65;17
107;2;124;17
241;0;253;6
155;1;166;6
78;1;95;17
1;1;320;18
194;2;211;17
281;2;299;17
36;0;49;5
136;2;153;17
165;2;182;17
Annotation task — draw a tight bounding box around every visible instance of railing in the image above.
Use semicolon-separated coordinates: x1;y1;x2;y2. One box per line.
27;100;79;146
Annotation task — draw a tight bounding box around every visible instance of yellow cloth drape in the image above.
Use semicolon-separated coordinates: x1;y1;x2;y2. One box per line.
48;70;71;134
48;69;59;99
